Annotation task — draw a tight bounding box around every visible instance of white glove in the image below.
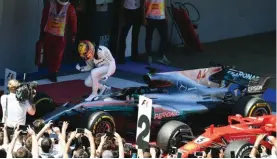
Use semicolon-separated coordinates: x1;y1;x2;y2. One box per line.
76;64;84;72
76;64;81;71
101;75;109;81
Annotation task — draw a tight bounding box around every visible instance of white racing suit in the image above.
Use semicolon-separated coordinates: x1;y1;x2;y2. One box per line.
78;45;116;101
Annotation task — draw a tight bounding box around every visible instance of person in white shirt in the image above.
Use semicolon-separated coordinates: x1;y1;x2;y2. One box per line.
0;79;36;128
117;0;145;64
76;40;116;101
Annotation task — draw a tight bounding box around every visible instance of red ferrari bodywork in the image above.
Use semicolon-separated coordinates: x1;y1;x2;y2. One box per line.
176;114;276;158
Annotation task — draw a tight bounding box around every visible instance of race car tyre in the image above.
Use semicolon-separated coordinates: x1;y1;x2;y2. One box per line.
87;111;116;135
234;96;271;117
156;120;193;153
224;140;253;158
26;92;56;122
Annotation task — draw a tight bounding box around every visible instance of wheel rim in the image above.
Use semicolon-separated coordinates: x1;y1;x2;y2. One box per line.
239;149;251;158
170;132;191;149
95;120;112;134
251;107;269;117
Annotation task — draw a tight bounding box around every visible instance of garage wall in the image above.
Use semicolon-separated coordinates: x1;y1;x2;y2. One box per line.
126;0;276;56
0;0;275;75
0;0;44;76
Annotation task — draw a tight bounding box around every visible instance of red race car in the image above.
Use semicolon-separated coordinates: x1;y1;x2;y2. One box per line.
156;114;276;158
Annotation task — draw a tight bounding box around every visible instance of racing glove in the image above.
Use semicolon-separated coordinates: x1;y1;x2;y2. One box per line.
76;64;85;72
101;74;109;81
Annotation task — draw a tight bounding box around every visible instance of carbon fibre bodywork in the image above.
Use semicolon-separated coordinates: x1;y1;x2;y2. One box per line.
39;65;269;135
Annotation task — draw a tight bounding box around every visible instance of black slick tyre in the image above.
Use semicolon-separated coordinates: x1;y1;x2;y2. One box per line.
234;96;271;117
87;111;116;135
224;140;253;158
156;120;193;153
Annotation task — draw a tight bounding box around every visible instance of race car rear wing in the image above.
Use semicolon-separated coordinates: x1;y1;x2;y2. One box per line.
220;67;271;94
246;76;271;94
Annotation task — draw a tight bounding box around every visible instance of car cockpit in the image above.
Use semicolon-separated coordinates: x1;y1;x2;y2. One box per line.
110;86;165;100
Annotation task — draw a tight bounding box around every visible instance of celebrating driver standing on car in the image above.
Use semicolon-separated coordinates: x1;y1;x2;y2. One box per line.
0;79;36;128
76;40;116;102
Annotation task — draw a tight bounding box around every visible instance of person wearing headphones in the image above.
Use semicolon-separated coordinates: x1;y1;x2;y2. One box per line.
76;40;116;101
0;79;36;128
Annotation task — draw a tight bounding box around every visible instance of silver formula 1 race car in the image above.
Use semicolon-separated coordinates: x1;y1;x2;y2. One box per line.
26;63;272;140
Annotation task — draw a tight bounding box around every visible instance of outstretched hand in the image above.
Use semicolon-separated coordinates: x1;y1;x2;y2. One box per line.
27;126;35;135
76;64;81;71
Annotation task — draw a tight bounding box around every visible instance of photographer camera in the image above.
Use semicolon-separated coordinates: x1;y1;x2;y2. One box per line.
0;79;36;129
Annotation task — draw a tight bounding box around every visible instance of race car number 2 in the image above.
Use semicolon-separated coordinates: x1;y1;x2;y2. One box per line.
194;135;210;144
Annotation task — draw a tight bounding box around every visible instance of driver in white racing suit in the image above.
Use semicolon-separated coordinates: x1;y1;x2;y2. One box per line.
76;40;116;101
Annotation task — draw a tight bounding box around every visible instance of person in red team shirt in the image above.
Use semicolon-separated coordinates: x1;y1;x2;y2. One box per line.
39;0;77;82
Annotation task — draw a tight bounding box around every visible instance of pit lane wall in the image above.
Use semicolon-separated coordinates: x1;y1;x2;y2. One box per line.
0;0;275;75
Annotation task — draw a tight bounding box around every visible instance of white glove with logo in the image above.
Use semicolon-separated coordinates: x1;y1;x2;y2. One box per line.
76;64;84;72
101;74;109;81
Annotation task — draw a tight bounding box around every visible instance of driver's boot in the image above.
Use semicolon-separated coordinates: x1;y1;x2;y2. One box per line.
99;85;111;95
85;94;98;102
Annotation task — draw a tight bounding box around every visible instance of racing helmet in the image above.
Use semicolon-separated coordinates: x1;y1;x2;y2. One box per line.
78;40;95;60
56;0;69;5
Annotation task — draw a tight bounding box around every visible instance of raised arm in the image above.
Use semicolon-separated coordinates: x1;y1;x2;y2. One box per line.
84;129;96;158
96;134;107;157
36;120;53;140
27;126;39;158
63;131;77;158
114;132;124;158
7;127;21;158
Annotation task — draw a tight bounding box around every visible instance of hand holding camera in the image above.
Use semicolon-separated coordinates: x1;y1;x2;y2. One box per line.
52;127;61;134
14;126;22;137
46;120;53;129
17;125;28;135
69;131;77;140
100;134;108;144
27;125;35;135
84;128;93;138
76;128;85;134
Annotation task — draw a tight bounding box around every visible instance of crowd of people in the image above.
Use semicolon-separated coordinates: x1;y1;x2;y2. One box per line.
0;76;275;159
0;119;164;158
250;134;277;158
0;118;275;158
